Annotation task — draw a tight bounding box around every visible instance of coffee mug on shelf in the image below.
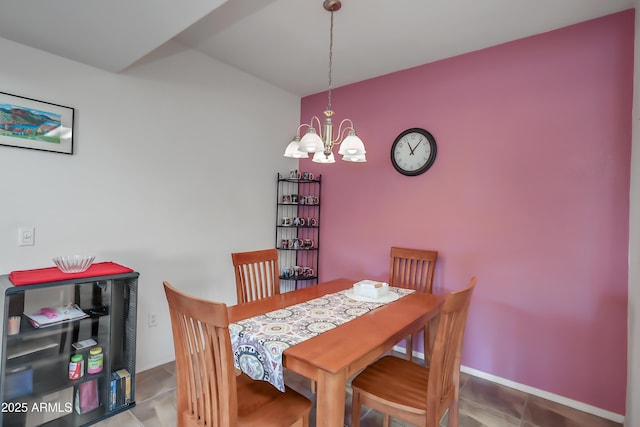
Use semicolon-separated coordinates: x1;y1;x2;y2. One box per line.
281;239;290;249
291;194;299;204
283;268;292;279
303;238;314;248
293;265;303;276
302;267;315;277
306;196;319;205
293;238;303;249
281;194;291;204
303;172;315;180
294;217;306;226
307;217;318;227
290;169;301;180
282;217;292;226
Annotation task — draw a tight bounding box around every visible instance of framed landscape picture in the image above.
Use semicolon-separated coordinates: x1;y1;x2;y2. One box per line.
0;91;74;154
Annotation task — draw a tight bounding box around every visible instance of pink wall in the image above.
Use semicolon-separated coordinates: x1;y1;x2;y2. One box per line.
300;10;633;414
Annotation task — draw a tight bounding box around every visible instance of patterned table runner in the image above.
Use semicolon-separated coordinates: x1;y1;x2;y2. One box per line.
229;287;414;391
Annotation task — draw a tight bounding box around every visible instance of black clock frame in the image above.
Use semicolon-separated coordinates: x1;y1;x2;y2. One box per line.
390;128;437;176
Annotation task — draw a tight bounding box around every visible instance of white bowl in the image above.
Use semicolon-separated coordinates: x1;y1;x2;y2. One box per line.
53;255;96;273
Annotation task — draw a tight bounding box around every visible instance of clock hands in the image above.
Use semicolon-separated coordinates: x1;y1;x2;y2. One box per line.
406;141;416;155
413;137;423;153
406;137;423;155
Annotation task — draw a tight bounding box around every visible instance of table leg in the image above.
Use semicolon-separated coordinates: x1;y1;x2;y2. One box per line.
316;369;347;427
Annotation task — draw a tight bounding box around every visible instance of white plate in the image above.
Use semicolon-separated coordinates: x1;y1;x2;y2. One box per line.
344;289;400;303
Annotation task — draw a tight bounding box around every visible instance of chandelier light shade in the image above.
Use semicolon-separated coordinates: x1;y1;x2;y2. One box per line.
283;0;367;163
299;128;324;153
283;136;309;158
337;131;366;156
313;151;336;163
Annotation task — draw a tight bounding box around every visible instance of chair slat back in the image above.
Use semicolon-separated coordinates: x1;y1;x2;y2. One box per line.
232;248;280;304
427;277;476;425
163;281;237;427
389;247;438;293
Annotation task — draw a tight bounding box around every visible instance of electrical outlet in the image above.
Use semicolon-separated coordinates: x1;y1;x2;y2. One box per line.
18;226;35;246
148;312;158;328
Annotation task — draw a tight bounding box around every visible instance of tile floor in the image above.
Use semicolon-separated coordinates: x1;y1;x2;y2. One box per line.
94;358;622;427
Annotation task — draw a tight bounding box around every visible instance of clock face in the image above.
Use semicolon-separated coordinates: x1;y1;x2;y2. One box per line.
391;128;437;176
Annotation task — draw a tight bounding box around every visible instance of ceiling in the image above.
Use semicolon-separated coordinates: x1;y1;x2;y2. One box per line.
0;0;634;97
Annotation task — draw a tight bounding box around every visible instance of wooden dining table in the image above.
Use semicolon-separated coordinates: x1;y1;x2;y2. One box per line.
227;277;443;427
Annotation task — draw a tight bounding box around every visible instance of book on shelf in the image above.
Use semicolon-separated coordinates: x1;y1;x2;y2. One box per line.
24;304;88;328
109;368;132;410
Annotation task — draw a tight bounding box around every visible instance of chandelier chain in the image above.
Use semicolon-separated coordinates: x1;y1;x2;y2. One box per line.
327;10;334;111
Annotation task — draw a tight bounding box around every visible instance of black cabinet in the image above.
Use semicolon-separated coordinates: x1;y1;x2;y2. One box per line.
0;270;138;426
275;172;321;291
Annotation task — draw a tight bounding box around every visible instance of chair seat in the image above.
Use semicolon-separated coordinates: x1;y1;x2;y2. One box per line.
237;373;312;427
352;356;430;415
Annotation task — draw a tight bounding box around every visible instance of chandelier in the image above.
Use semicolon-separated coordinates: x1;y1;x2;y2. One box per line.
283;0;366;163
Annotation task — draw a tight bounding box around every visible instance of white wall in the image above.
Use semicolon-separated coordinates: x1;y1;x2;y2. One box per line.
0;37;300;371
628;3;640;425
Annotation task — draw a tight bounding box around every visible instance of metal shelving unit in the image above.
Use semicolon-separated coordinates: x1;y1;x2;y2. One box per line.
275;172;321;292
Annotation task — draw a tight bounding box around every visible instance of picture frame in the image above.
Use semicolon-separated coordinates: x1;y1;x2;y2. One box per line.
0;91;74;154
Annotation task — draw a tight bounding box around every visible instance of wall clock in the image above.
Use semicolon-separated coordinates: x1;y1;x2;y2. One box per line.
390;128;437;176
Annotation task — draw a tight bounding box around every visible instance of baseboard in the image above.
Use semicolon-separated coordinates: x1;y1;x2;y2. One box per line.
392;346;624;424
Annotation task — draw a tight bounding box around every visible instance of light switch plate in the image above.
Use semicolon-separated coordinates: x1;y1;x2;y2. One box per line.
18;226;35;246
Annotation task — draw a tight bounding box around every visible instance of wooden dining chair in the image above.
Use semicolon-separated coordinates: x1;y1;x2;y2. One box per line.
351;277;477;427
232;248;280;304
163;281;311;427
389;247;438;362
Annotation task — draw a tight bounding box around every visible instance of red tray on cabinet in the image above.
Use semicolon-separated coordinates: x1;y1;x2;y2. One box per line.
9;262;134;286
